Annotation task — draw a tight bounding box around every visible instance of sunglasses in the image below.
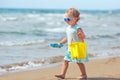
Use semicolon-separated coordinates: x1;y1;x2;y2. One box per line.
64;17;71;22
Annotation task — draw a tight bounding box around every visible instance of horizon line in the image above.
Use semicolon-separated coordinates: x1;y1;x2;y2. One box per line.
0;7;120;11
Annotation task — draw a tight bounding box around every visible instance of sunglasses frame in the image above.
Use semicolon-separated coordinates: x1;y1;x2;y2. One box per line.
64;17;71;22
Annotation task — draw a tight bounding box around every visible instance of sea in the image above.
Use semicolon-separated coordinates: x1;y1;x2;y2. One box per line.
0;8;120;75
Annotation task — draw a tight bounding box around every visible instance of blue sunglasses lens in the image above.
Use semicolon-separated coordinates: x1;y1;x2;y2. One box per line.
64;18;71;22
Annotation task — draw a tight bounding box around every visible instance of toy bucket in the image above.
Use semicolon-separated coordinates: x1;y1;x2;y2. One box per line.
69;42;87;60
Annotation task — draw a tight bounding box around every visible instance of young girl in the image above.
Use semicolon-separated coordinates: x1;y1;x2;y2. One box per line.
54;8;89;80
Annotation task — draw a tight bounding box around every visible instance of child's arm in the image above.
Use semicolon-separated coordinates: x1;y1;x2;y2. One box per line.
77;28;85;41
59;36;67;44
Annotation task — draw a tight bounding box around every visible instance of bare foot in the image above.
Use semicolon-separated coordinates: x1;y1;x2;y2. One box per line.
77;75;87;80
55;74;65;79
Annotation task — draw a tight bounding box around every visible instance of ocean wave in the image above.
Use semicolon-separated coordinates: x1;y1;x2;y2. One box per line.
0;39;45;46
0;54;96;74
86;34;119;40
0;56;64;74
26;14;40;18
44;28;65;33
0;61;42;73
0;31;27;35
1;17;18;21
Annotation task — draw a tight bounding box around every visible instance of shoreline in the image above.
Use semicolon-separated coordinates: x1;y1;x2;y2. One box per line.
0;57;120;80
0;55;119;75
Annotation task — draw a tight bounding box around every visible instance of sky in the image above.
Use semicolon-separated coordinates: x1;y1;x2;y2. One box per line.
0;0;120;10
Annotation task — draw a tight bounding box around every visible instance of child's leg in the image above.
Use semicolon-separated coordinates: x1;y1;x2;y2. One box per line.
55;60;69;79
77;63;87;79
61;60;69;75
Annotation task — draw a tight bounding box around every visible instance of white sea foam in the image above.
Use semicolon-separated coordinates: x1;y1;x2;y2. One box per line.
0;56;64;75
26;14;40;18
8;61;42;71
44;28;65;33
0;61;43;75
2;17;18;21
0;39;45;46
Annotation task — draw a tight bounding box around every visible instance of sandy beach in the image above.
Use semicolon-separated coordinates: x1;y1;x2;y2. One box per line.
0;57;120;80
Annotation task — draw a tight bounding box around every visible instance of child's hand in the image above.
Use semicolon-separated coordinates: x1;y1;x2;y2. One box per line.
77;33;84;42
77;33;84;39
50;43;63;48
77;28;85;42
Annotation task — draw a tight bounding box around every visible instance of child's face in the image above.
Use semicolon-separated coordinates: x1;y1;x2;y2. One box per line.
64;13;78;26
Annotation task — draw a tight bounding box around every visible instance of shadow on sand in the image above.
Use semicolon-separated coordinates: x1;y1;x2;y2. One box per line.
57;78;120;80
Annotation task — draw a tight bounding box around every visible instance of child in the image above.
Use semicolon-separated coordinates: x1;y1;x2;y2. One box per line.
53;8;89;80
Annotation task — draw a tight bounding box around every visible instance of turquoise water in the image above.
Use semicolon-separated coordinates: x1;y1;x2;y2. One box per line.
0;8;120;74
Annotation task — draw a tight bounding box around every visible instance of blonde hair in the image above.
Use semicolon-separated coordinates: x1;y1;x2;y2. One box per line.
66;8;80;21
